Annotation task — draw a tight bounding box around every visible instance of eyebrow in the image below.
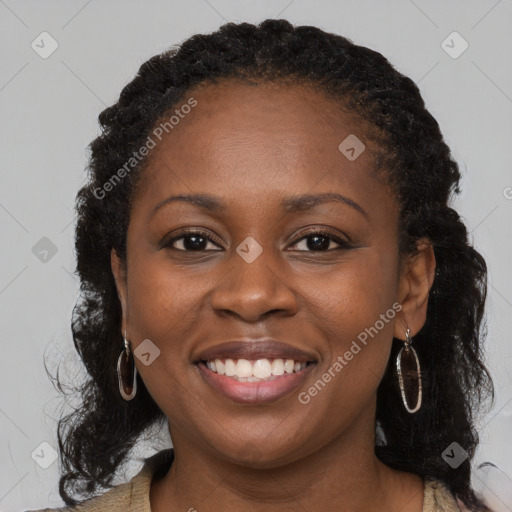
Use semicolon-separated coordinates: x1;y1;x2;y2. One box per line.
151;192;368;218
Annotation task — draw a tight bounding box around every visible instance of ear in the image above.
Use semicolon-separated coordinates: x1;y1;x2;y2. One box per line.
393;238;436;340
111;248;128;334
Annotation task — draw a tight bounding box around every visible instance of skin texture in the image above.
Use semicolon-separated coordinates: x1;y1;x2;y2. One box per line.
111;81;436;512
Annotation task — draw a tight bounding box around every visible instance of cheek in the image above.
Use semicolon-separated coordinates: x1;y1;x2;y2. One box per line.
124;248;245;419
295;241;399;342
123;252;205;387
124;266;198;419
125;238;216;333
294;243;400;406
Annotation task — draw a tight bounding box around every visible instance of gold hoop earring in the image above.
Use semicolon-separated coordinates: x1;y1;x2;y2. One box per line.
117;330;138;401
396;327;422;413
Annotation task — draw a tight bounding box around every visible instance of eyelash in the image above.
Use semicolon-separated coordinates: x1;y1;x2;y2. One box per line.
163;228;351;252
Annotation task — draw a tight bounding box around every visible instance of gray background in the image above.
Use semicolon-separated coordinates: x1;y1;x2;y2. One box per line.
1;0;511;510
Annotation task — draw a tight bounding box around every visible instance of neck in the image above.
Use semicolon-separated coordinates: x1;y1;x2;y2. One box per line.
150;403;424;512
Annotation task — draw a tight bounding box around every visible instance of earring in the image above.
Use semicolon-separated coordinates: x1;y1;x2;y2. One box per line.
396;327;422;413
117;331;138;401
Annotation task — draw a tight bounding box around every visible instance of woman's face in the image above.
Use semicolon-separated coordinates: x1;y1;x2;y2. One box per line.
112;80;428;466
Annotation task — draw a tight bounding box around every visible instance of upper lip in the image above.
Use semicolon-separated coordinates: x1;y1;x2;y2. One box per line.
194;339;317;363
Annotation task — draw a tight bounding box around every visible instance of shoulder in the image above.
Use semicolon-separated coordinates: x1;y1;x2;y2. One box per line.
423;477;468;512
25;449;174;512
25;480;135;512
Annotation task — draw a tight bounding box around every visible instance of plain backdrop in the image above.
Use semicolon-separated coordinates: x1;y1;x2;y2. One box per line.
1;1;511;510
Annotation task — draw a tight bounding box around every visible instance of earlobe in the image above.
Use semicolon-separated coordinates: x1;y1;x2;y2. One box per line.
394;238;436;340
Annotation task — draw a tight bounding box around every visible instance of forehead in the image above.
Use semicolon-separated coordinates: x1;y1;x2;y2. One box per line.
133;80;389;215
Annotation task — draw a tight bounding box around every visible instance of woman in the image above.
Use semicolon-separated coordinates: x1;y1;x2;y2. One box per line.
30;18;495;512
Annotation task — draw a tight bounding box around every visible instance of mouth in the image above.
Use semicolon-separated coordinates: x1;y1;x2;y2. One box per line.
193;340;318;404
200;357;312;381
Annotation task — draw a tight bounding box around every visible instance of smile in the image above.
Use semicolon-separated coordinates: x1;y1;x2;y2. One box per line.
196;358;316;404
205;357;309;381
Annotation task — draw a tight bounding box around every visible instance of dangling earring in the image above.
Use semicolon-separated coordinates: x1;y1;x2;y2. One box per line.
117;330;138;401
396;327;422;413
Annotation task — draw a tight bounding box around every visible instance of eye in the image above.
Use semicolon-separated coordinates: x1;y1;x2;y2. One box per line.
164;230;223;251
288;229;351;252
163;228;351;252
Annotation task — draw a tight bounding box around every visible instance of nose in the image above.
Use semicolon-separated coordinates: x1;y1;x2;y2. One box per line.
210;243;298;323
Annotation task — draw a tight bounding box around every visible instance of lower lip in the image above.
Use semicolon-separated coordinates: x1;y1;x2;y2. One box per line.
197;362;316;404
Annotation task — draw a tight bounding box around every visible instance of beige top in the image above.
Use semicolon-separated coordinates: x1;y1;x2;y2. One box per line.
28;449;465;512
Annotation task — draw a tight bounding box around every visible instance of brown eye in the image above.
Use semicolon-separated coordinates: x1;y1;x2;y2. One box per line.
288;230;351;252
164;230;222;251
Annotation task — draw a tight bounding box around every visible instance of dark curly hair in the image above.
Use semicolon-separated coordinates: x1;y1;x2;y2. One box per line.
52;18;495;510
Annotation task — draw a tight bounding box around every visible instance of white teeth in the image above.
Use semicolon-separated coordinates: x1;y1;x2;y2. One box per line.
253;359;272;379
214;358;225;375
236;359;253;378
271;358;285;375
205;357;307;380
224;359;236;376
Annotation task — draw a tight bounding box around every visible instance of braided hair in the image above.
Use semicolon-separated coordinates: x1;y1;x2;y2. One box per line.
54;19;494;510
